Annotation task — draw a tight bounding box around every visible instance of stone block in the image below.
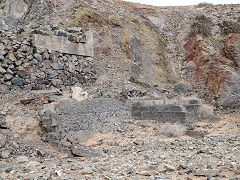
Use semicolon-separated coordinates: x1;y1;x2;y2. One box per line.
139;106;148;111
131;110;141;117
132;110;187;123
148;106;159;112
189;99;200;105
33;30;93;57
160;105;183;112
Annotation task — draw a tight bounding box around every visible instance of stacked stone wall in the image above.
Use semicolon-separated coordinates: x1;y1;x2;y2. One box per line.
0;27;95;91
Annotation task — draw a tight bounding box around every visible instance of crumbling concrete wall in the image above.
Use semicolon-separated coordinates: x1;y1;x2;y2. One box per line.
131;98;205;123
131;99;188;123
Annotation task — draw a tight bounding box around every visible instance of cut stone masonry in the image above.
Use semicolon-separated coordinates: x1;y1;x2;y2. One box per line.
131;98;201;123
33;29;94;57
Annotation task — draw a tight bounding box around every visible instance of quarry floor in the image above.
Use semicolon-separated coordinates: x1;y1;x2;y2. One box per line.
0;106;239;179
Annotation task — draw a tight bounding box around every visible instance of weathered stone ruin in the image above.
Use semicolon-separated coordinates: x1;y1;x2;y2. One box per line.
131;98;202;123
0;27;95;91
131;99;187;123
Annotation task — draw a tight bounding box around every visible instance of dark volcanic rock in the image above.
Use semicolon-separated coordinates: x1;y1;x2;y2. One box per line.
11;77;24;86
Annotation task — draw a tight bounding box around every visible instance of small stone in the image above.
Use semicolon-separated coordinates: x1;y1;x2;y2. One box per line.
173;82;192;94
5;167;13;173
42;51;49;60
0;43;5;50
230;162;238;170
27;67;35;73
16;71;28;78
5;81;11;86
4;74;13;80
25;46;33;54
57;31;67;37
133;139;144;145
48;95;61;102
15;60;22;66
6;68;13;74
52;63;62;70
139;171;151;176
68;35;77;43
34;54;42;61
144;155;150;160
16;66;25;71
0;67;6;73
52;79;63;87
0;133;7;148
0;55;4;60
32;30;47;36
27;161;41;168
0;111;7;116
51;27;59;31
30;59;38;64
158;164;167;172
71;86;88;101
11;77;24;86
20;99;34;105
80;167;93;175
8;52;16;61
36;149;45;157
178;171;185;175
16;156;29;163
0;149;11;159
54;170;62;177
164;164;176;172
194;169;219;177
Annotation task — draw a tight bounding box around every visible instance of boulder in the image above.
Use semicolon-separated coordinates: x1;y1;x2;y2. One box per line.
71;144;97;158
173;82;192;94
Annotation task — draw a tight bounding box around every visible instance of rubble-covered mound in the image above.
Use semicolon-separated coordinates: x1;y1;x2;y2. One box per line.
41;98;130;153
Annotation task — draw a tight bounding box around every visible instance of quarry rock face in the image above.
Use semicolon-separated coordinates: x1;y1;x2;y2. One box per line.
0;0;238;103
184;15;240;99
